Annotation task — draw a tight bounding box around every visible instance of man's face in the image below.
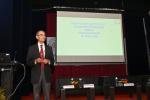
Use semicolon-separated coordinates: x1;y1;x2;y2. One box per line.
36;31;46;43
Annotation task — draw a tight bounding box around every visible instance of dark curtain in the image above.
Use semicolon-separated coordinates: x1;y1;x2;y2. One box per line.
0;0;13;52
13;0;32;99
123;11;150;75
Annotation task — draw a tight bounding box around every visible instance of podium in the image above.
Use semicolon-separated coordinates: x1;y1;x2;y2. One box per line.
0;63;14;99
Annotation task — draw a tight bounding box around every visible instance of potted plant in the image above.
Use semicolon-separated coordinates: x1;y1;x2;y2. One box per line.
0;87;6;100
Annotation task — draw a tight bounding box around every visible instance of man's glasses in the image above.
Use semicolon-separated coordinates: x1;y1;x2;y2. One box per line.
37;34;46;36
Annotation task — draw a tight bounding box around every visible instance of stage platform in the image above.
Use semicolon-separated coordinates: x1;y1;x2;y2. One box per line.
21;92;147;100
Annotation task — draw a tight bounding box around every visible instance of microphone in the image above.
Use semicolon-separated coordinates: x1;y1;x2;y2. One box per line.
12;51;24;65
12;51;18;64
13;51;17;61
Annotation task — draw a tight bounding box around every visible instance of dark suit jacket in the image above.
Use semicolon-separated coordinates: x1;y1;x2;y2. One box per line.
26;43;54;84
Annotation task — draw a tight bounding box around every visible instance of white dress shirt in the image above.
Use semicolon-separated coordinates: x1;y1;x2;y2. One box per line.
38;42;45;58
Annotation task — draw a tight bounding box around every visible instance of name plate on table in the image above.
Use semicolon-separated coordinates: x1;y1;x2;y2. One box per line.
83;84;94;88
63;85;75;89
124;83;135;87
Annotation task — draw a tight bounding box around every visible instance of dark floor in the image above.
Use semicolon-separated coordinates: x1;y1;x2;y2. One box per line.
22;93;148;100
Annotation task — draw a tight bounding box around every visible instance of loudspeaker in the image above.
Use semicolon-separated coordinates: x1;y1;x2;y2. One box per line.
0;65;13;99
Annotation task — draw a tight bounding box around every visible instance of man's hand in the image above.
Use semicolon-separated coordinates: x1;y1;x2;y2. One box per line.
35;58;42;64
35;58;50;64
43;59;50;64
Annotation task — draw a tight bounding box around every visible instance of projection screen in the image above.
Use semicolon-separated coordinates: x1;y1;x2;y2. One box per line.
56;11;125;63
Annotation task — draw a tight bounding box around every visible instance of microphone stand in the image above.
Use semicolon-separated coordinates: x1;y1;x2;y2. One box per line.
143;17;150;70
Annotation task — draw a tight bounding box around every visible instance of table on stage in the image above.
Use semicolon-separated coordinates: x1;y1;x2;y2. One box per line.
56;76;150;100
55;77;96;100
60;87;95;100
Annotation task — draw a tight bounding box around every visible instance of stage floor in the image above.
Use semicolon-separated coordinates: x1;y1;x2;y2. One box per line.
21;93;147;100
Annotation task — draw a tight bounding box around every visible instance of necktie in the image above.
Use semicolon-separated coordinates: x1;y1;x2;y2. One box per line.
40;45;44;70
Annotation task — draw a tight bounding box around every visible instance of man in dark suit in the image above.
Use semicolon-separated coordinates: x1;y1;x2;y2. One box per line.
26;30;54;100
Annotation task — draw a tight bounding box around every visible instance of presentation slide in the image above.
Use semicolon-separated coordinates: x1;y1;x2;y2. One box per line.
57;11;125;63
